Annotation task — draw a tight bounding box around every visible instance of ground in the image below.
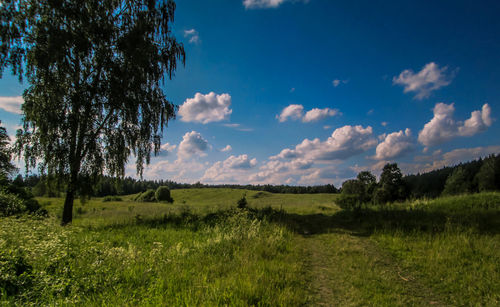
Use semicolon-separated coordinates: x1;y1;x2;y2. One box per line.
1;189;499;305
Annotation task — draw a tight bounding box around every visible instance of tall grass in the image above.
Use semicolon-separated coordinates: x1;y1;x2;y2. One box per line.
1;189;499;305
0;208;306;305
371;193;500;306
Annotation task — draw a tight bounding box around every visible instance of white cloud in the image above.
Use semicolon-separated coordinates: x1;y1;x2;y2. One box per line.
243;0;306;9
0;96;23;114
159;142;177;156
277;104;304;122
220;145;232;152
202;154;257;183
332;79;348;87
225;154;258;169
374;128;414;160
440;146;499;166
273;125;377;161
459;104;493;136
178;131;209;160
141;159;205;182
278;104;340;123
222;123;254;132
302;108;340;122
184;29;200;44
381;121;388;127
403;145;500;174
350;160;390;178
393;62;453;100
179;92;232;124
418;103;493;147
248;158;317;185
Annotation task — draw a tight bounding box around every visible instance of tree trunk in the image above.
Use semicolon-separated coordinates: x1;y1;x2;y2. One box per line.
61;171;78;226
61;187;75;225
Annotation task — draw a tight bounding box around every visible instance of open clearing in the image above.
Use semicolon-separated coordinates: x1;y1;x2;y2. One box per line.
1;189;499;305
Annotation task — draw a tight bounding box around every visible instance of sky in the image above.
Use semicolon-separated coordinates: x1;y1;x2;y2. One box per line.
1;0;499;187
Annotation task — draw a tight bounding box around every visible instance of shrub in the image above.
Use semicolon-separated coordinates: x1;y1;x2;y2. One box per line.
155;186;173;203
0;190;26;216
237;195;248;209
0;248;33;296
135;189;156;202
0;181;44;217
336;194;362;211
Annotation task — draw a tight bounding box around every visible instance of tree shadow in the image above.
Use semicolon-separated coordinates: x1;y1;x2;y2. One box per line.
89;204;500;237
265;207;500;236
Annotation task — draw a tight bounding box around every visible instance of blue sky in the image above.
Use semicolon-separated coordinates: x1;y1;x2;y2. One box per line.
1;0;499;186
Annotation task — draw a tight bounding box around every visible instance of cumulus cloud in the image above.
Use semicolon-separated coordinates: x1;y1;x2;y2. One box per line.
248;158;316;185
393;62;453;99
178;131;209;160
277;104;304;122
202;154;257;183
224;154;258;169
418;103;493;147
404;145;500;174
440;146;500;166
350;160;391;177
381;122;388;127
243;0;306;9
278;104;340;123
179;92;232;124
272;125;377;161
374;128;414;160
0;96;23;114
159;142;177;156
303;108;340;122
184;29;200;44
141;159;205;182
220;145;232;152
260;159;313;173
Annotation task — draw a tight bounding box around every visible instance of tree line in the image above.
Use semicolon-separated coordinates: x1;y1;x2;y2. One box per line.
339;153;500;210
12;175;339;197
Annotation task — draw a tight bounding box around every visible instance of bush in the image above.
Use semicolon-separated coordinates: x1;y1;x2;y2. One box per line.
135;189;156;202
0;190;26;216
155;186;173;202
0;248;33;296
237;195;248;209
336;194;362;211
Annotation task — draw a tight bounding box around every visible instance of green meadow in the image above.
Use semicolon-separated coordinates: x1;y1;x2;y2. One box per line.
1;189;500;306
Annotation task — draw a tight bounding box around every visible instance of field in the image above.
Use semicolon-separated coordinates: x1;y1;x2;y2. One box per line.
1;189;500;306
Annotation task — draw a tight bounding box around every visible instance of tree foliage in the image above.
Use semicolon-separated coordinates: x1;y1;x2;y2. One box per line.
0;0;185;224
0;121;16;177
373;163;408;204
475;155;500;192
442;166;472;196
338;171;377;210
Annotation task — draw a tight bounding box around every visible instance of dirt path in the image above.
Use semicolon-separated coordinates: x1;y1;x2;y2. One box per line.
296;231;445;306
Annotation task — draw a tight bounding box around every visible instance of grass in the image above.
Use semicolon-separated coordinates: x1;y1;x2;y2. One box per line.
1;189;500;305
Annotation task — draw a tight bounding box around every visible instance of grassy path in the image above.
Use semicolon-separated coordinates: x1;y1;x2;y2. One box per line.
297;231;445;306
